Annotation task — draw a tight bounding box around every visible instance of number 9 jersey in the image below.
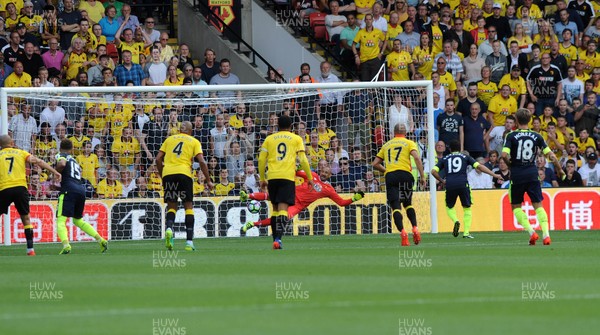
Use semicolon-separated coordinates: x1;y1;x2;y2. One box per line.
260;131;305;181
502;129;551;184
56;153;85;194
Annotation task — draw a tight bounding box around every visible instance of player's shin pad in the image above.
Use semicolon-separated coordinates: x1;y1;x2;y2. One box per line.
73;218;100;238
463;207;472;235
185;209;194;241
513;208;533;234
445;206;458;223
57;216;69;243
535;207;549;237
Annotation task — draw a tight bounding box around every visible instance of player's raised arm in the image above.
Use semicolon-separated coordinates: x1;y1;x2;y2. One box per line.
543;148;565;180
28;155;61;183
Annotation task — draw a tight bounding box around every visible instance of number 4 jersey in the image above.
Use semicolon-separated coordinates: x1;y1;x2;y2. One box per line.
56;153;85;194
502;129;551;184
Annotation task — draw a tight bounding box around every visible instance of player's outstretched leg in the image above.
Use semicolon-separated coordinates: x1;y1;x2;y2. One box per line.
446;206;460;237
184;209;195;251
462;207;473;239
249;192;269;201
405;205;420;245
535;207;551;245
73;217;107;252
57;216;72;254
513;207;538;245
165;208;176;250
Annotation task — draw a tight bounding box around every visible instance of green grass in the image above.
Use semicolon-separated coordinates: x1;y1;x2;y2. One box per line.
1;231;599;335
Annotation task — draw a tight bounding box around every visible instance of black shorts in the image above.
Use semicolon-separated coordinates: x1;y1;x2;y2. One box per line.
385;170;414;204
57;191;86;219
163;174;194;203
267;179;296;206
0;186;29;216
446;186;472;208
509;181;543;205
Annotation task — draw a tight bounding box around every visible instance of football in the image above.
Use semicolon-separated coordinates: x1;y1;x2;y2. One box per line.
247;200;262;214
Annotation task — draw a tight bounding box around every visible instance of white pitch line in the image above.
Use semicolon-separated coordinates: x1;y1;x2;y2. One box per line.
2;293;599;321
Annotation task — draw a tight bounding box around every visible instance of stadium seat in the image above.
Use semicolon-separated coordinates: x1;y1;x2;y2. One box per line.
309;12;327;41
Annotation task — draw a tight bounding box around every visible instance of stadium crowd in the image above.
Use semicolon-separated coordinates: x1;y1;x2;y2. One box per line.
2;0;600;201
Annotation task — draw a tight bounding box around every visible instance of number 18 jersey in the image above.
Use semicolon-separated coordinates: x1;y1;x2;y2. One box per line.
502;129;551;184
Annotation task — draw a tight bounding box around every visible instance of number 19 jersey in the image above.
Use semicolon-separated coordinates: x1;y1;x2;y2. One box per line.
261;131;305;181
376;135;418;174
502;129;551;184
435;152;477;190
159;133;202;179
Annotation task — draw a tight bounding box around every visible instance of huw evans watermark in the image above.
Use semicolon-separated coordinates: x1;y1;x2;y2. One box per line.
29;282;63;301
399;318;432;335
399;250;432;268
521;282;555;300
153;250;187;268
152;318;186;335
275;282;309;301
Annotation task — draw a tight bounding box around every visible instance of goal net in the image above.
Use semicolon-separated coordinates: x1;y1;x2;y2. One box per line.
0;81;437;246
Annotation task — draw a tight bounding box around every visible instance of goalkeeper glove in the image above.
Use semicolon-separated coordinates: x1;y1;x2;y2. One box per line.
352;191;365;202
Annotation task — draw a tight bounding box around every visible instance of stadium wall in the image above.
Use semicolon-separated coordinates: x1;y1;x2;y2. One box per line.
1;189;598;245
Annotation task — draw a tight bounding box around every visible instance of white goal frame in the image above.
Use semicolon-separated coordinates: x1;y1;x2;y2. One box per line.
0;81;438;246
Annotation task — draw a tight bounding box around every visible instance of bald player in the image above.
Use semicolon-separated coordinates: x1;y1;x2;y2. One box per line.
372;124;425;247
0;134;61;256
156;121;213;251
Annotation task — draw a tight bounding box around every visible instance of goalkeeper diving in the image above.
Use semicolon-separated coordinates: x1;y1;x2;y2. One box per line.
239;161;365;232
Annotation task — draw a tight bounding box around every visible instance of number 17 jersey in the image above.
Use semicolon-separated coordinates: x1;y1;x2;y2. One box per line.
376;135;417;174
502;129;551;184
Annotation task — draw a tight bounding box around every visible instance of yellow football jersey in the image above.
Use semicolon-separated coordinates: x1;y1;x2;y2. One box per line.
387;51;413;81
77;153;99;186
97;179;123;198
260;131;305;181
488;95;517;126
159;133;202;179
376;135;418;174
477;80;499;106
111;137;140;167
0;148;30;191
68;135;91;157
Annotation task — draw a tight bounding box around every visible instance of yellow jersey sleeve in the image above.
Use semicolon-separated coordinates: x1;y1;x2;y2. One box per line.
0;148;30;191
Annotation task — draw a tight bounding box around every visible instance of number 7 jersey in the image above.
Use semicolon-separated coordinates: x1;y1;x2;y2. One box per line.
159;134;202;179
502;129;551;184
376;135;418;174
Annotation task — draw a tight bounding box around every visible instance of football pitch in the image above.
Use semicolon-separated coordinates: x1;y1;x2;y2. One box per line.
1;231;599;335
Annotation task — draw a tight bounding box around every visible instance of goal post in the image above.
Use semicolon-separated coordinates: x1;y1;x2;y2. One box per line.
0;81;438;246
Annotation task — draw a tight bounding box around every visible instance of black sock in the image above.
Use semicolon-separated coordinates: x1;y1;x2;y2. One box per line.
166;211;175;231
406;207;417;228
393;210;404;232
270;216;278;241
25;228;33;249
185;214;194;241
277;215;288;240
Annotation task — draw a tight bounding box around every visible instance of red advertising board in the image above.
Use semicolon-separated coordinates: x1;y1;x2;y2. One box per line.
4;203;109;244
552;191;600;230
